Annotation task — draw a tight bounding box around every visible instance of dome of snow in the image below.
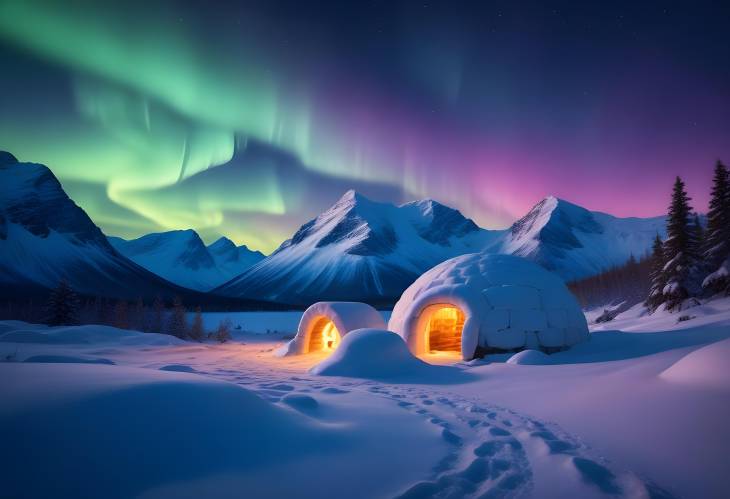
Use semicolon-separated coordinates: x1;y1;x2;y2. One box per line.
388;253;589;360
506;349;554;365
310;328;433;379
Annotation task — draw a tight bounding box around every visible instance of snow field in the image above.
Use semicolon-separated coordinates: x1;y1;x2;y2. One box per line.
1;300;729;498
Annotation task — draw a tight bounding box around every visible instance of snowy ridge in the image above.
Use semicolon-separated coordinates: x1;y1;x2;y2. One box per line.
217;192;667;305
215;190;501;305
109;231;264;291
0;153;232;302
499;196;666;281
0;154;168;298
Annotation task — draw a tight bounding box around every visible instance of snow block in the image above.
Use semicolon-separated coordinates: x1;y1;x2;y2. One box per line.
537;327;565;348
483;309;510;331
545;308;569;329
483;285;541;310
510;309;548;332
488;327;526;350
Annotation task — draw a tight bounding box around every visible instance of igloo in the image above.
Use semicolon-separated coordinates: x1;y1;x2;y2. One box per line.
388;253;589;360
279;301;386;356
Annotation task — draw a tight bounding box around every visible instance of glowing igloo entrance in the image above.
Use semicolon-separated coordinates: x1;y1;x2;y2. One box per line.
423;305;465;353
278;302;387;357
308;317;341;352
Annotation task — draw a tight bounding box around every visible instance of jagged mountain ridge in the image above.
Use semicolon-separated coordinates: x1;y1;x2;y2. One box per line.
0;151;271;307
0;152;194;300
215;193;667;306
109;231;264;291
215;190;501;305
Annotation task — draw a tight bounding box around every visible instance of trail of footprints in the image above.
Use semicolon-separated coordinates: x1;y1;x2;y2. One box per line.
201;367;675;499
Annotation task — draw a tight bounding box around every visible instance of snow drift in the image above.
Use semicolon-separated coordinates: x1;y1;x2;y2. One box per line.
310;328;467;383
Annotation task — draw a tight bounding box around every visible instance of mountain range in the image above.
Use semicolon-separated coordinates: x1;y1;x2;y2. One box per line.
0;151;271;308
214;190;665;305
0;150;667;307
109;232;263;291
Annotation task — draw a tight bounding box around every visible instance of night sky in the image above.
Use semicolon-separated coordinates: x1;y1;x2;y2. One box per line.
1;1;728;252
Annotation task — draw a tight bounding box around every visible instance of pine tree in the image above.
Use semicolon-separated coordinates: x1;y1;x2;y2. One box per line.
702;160;730;293
690;213;704;258
645;234;666;310
166;296;188;339
189;306;205;341
662;176;695;309
46;280;80;326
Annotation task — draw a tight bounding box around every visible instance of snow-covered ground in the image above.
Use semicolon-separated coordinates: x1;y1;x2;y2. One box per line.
2;299;730;498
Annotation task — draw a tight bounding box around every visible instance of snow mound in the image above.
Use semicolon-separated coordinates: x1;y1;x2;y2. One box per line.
310;328;432;379
506;349;554;365
282;393;319;412
0;321;185;346
660;338;730;389
23;354;115;365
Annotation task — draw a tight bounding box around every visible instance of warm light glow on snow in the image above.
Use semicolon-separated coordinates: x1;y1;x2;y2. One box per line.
321;321;340;351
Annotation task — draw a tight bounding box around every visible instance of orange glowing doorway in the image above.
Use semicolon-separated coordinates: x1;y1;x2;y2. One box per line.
426;306;465;353
308;317;341;353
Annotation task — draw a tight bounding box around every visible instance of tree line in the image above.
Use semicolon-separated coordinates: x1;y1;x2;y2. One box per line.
646;160;730;311
570;160;730;312
0;282;232;342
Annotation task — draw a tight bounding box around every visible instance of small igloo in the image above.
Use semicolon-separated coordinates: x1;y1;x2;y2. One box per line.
388;253;589;360
279;302;386;356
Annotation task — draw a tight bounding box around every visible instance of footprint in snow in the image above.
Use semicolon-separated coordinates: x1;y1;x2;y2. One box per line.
320;387;349;394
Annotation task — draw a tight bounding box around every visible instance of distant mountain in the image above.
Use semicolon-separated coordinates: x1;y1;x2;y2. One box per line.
497;196;666;281
214;190;502;305
109;231;264;291
1;147;669;309
207;237;265;276
0;152;198;301
0;151;279;309
215;192;667;306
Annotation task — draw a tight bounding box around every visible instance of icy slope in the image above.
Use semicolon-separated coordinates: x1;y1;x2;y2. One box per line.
109;231;263;291
217;192;666;305
498;196;666;281
207;236;264;275
215;190;501;305
0;152;201;300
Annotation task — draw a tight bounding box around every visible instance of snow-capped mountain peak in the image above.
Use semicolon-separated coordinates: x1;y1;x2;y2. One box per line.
207;236;265;274
0;153;113;250
207;236;239;261
215;191;500;305
110;230;264;292
508;196;603;252
500;195;663;280
109;230;215;272
0;153;209;300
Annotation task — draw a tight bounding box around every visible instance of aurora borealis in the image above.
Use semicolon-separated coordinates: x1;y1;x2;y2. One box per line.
1;1;728;253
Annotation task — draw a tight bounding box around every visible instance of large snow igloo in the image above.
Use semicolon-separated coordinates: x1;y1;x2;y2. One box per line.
388;253;589;360
280;302;386;356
